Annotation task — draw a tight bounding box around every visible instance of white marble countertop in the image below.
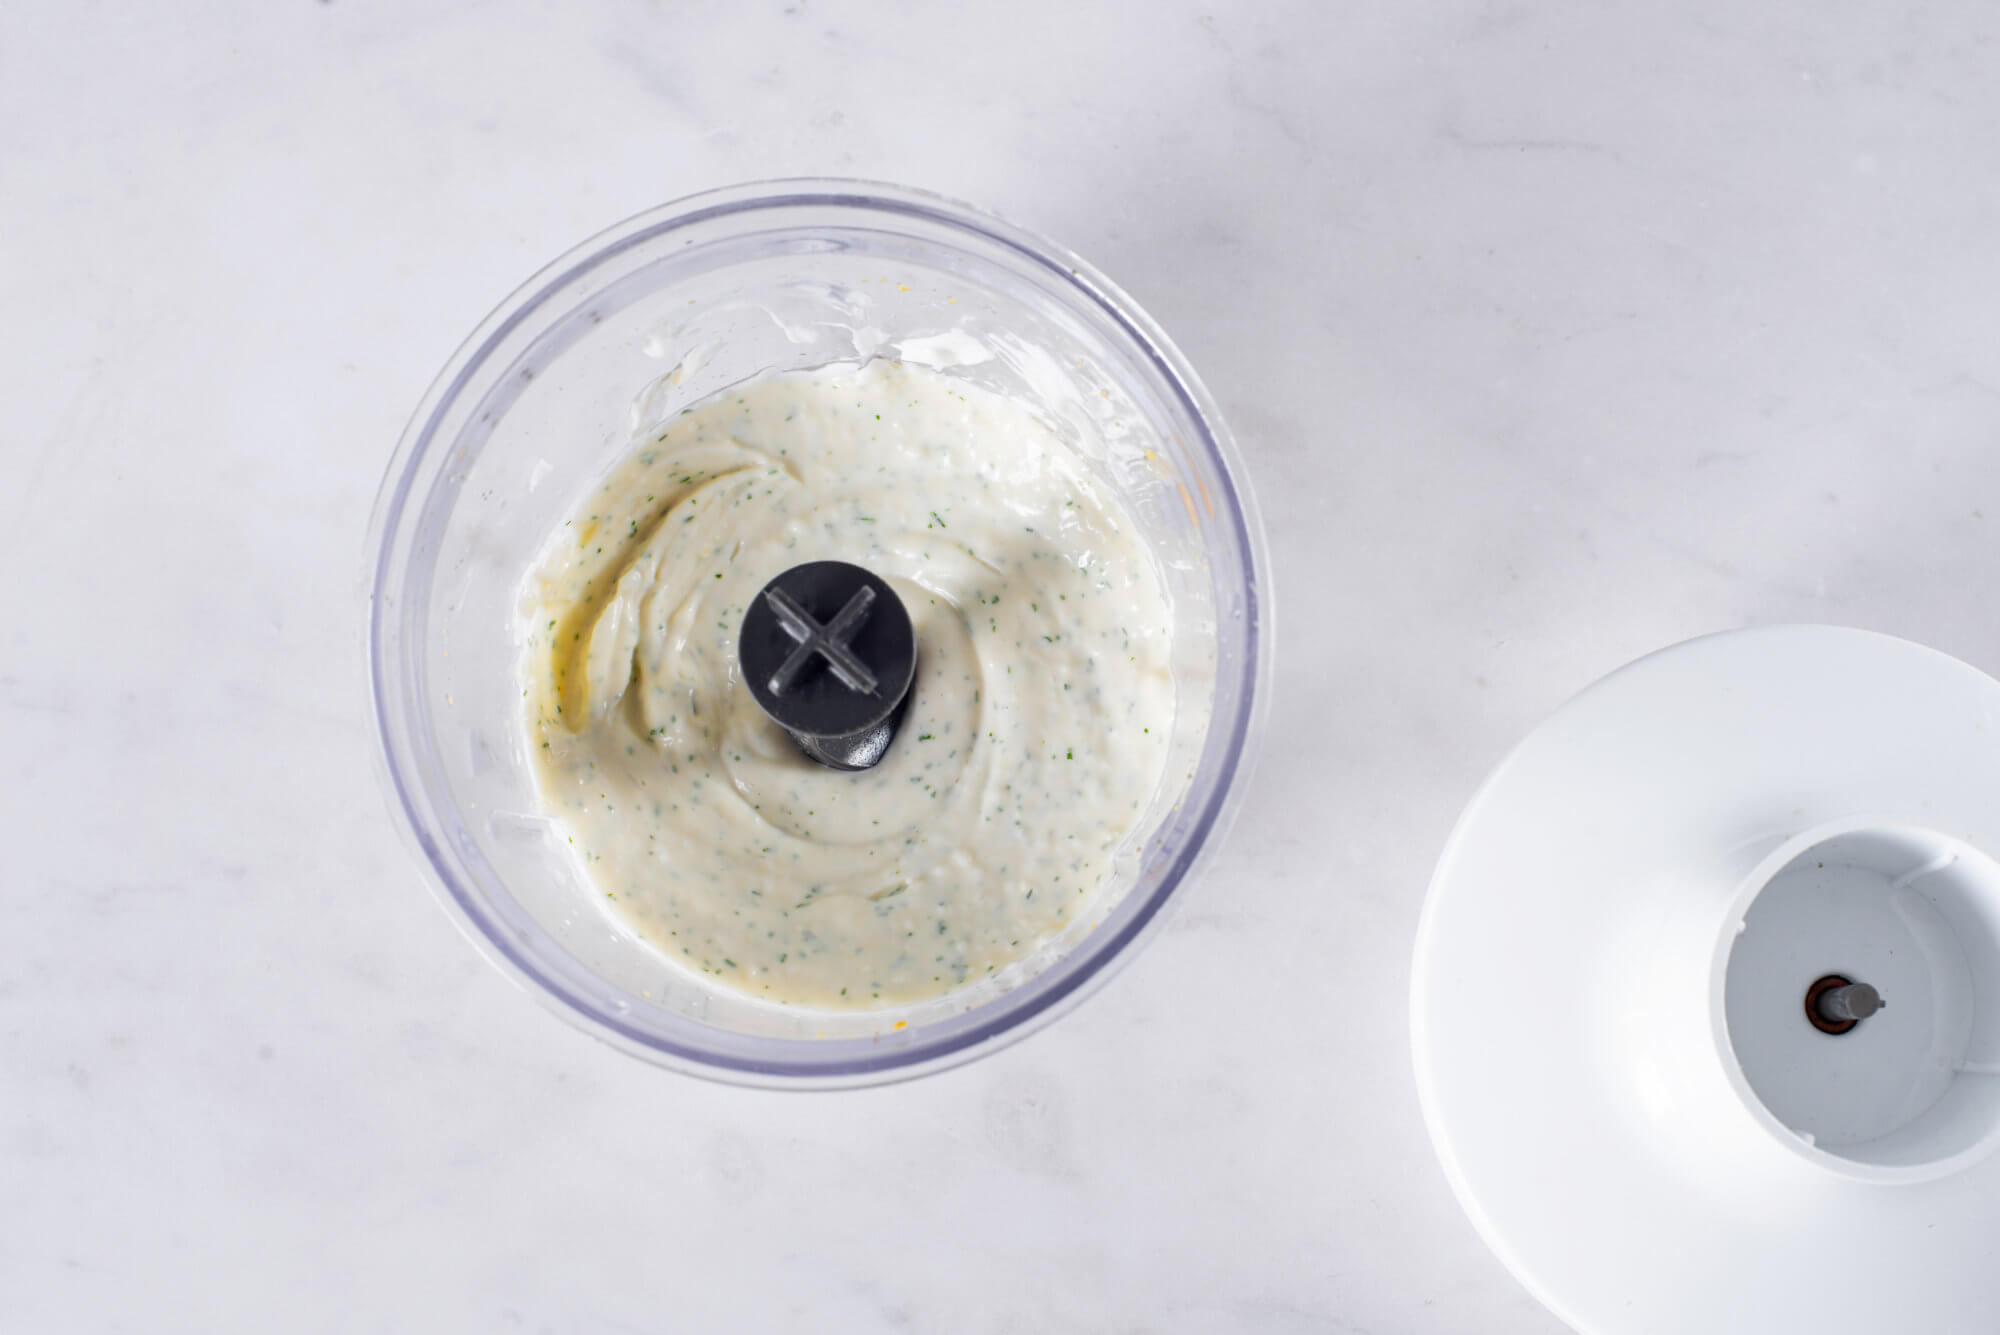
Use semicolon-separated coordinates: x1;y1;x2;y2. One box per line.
7;2;1998;1330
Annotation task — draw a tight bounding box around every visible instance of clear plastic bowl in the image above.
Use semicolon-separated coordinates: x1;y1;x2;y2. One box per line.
367;180;1270;1086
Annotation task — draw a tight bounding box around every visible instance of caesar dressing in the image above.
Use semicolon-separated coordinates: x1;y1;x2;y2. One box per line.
522;360;1173;1007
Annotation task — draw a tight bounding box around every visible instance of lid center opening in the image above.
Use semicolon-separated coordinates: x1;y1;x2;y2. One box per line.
1722;824;2000;1176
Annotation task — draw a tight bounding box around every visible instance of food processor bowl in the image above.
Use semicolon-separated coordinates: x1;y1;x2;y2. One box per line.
367;179;1270;1086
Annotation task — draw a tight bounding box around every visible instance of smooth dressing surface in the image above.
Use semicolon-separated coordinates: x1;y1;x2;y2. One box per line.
522;361;1174;1007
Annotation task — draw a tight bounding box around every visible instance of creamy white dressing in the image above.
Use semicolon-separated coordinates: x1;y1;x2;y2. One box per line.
521;360;1173;1007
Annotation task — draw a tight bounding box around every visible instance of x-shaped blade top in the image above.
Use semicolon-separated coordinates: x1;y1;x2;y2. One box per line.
764;583;880;697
